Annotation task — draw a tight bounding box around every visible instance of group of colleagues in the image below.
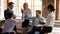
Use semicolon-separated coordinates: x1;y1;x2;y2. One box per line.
0;2;55;34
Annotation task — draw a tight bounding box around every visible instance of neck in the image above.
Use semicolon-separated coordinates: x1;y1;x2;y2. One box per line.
24;8;28;10
8;7;12;10
36;16;40;18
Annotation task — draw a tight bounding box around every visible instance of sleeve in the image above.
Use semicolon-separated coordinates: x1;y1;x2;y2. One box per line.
39;17;46;24
28;9;32;18
14;14;25;24
46;15;53;26
4;10;6;18
14;19;24;24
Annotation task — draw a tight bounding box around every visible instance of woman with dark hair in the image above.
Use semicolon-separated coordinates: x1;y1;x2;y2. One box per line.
40;4;55;34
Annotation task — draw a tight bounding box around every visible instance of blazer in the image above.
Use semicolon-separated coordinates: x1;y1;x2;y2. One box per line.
4;9;13;19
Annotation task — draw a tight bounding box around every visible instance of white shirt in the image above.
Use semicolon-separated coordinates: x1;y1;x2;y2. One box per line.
46;12;55;27
34;17;40;26
2;14;25;33
34;17;45;26
22;9;32;20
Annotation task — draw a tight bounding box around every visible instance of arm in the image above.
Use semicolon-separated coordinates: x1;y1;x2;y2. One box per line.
39;17;46;24
14;14;25;24
28;9;32;18
46;15;53;26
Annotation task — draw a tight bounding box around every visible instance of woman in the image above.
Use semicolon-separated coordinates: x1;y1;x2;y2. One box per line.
40;4;55;34
21;3;32;28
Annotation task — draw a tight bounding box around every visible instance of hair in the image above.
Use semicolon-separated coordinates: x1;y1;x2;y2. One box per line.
23;3;28;6
8;2;14;6
36;10;41;14
47;4;55;11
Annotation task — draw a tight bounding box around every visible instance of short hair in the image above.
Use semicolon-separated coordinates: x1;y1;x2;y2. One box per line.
47;4;55;11
36;10;41;14
8;2;14;6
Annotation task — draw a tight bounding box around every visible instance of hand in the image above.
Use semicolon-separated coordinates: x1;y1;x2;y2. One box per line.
13;31;16;34
25;15;28;18
13;14;16;19
21;8;24;13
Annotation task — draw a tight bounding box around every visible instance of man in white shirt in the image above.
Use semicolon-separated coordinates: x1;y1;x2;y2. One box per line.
27;10;45;34
40;4;55;34
2;12;25;34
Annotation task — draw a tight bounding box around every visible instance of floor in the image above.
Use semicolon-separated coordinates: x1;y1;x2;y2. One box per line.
49;27;60;34
17;27;60;34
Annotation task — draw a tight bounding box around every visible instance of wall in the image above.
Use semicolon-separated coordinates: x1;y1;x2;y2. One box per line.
58;0;60;20
42;0;54;18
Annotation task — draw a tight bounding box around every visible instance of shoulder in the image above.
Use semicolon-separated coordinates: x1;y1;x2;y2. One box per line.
4;9;9;14
28;8;31;10
32;17;36;19
40;16;45;19
28;9;31;12
39;16;46;23
39;16;45;21
4;9;8;12
29;17;36;19
48;13;54;18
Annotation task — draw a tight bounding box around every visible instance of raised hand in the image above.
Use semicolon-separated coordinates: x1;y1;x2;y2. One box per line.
21;8;24;13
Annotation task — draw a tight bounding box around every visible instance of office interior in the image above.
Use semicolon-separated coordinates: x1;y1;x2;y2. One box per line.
0;0;60;34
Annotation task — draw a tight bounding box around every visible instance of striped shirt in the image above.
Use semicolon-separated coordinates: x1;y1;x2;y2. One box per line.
2;14;25;33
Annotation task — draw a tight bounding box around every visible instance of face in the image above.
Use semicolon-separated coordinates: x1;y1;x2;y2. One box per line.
36;12;41;17
9;4;14;9
23;3;28;9
47;8;51;14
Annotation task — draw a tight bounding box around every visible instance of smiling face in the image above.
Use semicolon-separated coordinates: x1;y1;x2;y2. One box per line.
36;10;41;18
8;2;14;9
9;4;14;9
23;3;28;9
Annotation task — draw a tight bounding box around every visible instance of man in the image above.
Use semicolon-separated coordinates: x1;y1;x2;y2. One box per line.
21;3;32;28
4;2;15;19
4;2;17;33
2;11;25;34
27;10;45;34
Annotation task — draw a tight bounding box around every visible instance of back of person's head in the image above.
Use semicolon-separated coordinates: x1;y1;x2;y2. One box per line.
8;2;14;6
47;4;55;11
36;10;41;14
8;13;13;19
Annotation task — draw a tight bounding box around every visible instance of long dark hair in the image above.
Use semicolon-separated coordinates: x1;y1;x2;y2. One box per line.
47;4;55;12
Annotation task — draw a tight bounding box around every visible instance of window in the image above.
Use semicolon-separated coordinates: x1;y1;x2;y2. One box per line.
0;0;4;20
0;0;2;15
10;0;42;18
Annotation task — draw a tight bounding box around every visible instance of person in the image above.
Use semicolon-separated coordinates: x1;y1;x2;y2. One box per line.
27;10;45;34
40;4;55;34
4;2;16;19
4;2;17;33
21;3;32;28
2;11;25;34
